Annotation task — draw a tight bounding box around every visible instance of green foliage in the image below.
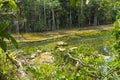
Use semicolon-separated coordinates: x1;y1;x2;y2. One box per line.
0;0;18;80
0;23;18;51
0;39;7;52
70;0;79;7
0;23;8;32
113;11;120;39
0;0;18;52
113;10;120;56
0;0;17;12
27;64;57;80
9;0;17;11
0;49;17;80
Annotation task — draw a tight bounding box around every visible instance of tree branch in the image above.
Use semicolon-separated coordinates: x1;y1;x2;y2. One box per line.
6;52;20;68
0;12;16;17
65;52;96;70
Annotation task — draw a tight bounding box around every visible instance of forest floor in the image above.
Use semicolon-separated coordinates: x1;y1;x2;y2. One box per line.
12;24;113;42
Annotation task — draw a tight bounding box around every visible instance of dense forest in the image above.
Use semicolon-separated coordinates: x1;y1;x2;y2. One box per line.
1;0;120;80
4;0;118;32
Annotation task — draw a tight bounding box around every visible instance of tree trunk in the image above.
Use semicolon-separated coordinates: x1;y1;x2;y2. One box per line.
51;7;56;31
16;20;20;35
88;8;91;25
48;9;51;30
81;0;83;15
88;18;91;25
34;2;37;31
69;3;72;28
44;0;46;27
78;0;83;27
93;13;97;26
78;5;80;27
16;8;20;36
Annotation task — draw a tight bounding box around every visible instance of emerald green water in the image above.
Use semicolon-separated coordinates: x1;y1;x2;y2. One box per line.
8;30;113;56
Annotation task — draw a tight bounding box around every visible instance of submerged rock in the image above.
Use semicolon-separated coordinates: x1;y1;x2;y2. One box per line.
57;41;68;46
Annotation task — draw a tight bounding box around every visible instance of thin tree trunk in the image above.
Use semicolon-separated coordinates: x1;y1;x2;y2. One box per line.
44;0;46;27
93;13;97;26
81;0;83;15
78;5;80;27
56;11;60;30
56;19;59;30
81;0;83;27
34;2;36;31
51;6;56;31
88;19;91;25
48;9;51;30
78;0;83;27
16;7;20;36
16;20;20;37
88;8;91;25
69;3;72;28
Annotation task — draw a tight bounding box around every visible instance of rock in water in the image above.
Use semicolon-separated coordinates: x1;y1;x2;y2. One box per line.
57;47;66;51
57;41;68;46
